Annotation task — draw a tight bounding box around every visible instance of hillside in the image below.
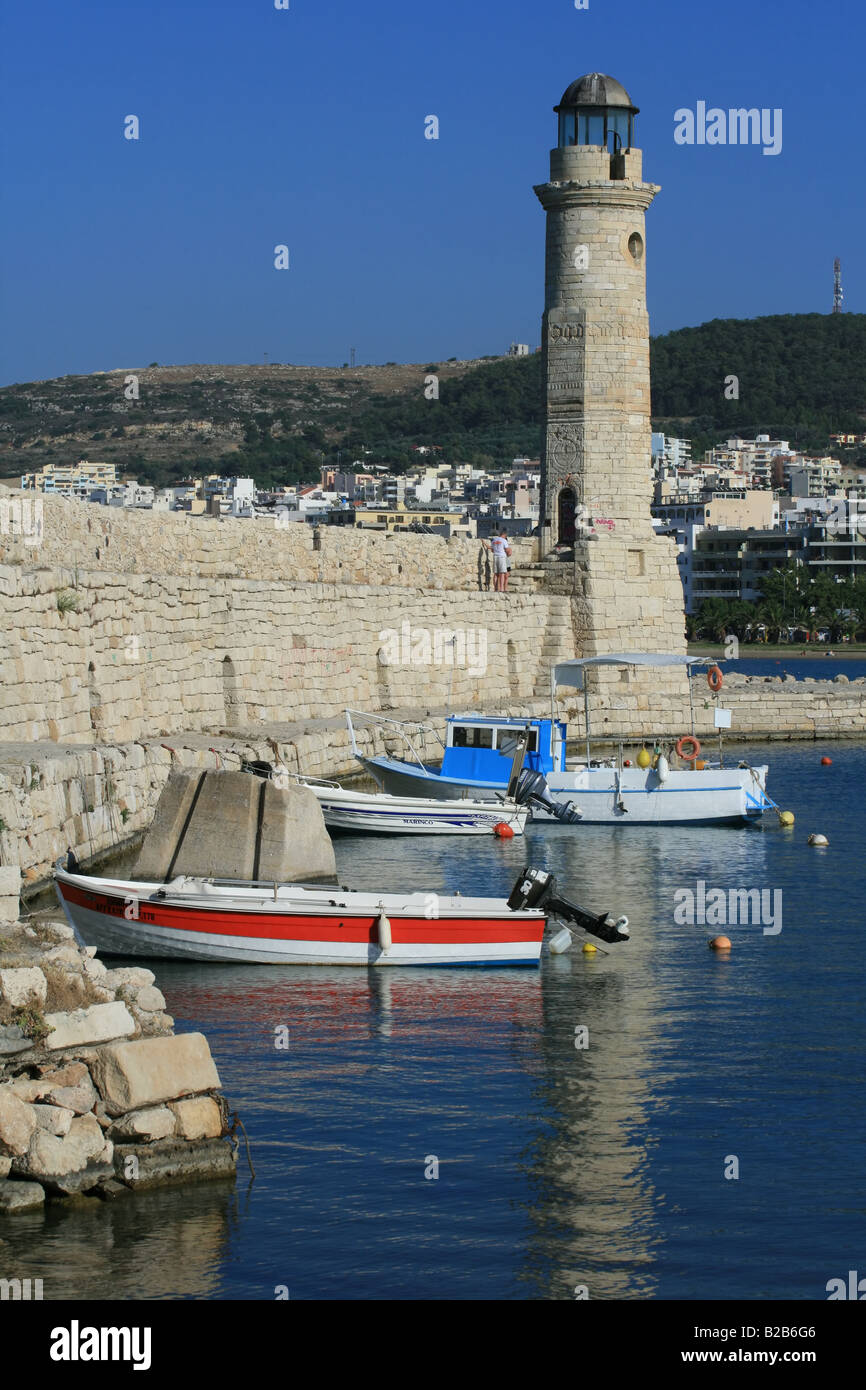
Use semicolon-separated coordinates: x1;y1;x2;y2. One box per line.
1;314;863;488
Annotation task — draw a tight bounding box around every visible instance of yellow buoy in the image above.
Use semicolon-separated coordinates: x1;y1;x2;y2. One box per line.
778;811;795;826
636;746;651;769
709;935;732;950
582;942;597;955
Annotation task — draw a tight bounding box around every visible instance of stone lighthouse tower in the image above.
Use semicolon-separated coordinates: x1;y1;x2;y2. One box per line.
535;73;686;658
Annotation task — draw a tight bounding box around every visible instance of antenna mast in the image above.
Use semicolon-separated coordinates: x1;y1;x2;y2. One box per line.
833;258;843;314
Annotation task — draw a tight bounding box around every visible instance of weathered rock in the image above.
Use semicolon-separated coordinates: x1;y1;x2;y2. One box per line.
50;1074;99;1114
10;1061;89;1103
0;867;22;923
81;957;108;982
42;944;83;966
114;1136;236;1190
0;1087;37;1155
38;920;77;942
0;1155;11;1178
134;986;166;1013
103;967;155;991
109;1105;176;1142
32;1104;74;1137
169;1096;222;1140
43;1001;136;1051
0;1025;30;1057
92;1032;221;1115
0;967;47;1008
0;1178;44;1212
19;1112;107;1178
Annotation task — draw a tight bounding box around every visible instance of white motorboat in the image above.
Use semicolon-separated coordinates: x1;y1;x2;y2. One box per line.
281;774;529;836
54;863;629;968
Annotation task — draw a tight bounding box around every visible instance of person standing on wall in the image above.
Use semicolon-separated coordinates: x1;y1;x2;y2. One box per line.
484;529;512;593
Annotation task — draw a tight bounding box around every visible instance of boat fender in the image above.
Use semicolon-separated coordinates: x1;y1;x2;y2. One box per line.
376;903;392;954
494;821;515;838
636;747;651;769
675;735;701;763
656;754;669;783
707;665;723;692
549;927;573;954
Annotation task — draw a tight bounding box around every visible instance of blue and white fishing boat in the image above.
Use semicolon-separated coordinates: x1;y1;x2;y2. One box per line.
347;709;566;801
348;655;776;827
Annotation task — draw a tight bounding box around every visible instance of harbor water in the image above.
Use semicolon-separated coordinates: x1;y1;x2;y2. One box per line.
4;737;865;1300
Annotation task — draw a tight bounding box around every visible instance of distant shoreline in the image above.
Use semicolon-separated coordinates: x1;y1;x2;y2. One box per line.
688;644;866;659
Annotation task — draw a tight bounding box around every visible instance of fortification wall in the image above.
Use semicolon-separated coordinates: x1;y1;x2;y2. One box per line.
0;492;534;587
0;564;573;745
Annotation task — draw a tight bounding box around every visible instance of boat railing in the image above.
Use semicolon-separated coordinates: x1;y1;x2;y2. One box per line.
283;772;343;790
345;708;443;769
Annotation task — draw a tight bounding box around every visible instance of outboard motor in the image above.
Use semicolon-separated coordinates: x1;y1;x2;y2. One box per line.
514;768;582;825
507;867;629;947
507;866;555;911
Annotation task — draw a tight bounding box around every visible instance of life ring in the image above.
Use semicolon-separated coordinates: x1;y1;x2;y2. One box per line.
707;665;723;693
676;735;701;762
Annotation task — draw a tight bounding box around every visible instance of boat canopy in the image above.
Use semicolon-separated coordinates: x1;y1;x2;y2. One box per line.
552;653;718;691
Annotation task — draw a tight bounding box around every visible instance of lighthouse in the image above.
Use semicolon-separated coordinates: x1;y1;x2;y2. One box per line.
534;73;685;658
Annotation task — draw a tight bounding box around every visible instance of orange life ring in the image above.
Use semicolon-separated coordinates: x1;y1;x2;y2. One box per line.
676;735;701;762
707;665;723;693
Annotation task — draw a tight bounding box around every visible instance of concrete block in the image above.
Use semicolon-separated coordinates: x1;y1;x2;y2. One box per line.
131;768;335;883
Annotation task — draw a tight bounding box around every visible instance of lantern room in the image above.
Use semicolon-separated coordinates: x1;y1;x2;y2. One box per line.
554;72;638;154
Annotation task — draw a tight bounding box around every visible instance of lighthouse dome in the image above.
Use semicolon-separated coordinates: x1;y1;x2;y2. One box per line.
554;73;638;151
556;73;637;113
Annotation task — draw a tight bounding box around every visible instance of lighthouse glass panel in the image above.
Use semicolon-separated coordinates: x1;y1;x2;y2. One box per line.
606;109;631;150
558;110;576;146
586;113;605;145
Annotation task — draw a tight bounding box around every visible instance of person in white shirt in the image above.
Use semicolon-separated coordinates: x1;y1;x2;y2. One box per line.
483;529;512;593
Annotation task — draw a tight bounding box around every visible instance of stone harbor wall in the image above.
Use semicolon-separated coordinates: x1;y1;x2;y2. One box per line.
0;668;863;893
0;914;236;1213
0;490;535;587
0;563;562;745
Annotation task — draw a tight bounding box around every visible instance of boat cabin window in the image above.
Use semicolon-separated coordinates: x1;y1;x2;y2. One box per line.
498;729;539;755
451;725;495;749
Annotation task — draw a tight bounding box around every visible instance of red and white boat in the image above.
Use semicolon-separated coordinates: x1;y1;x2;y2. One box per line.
54;863;629;969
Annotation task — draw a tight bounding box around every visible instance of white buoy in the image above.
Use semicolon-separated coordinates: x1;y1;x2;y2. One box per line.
656;754;669;784
548;927;573;954
376;904;392;955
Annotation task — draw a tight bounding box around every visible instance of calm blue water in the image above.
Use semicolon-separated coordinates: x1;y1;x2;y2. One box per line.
723;656;866;683
6;740;866;1300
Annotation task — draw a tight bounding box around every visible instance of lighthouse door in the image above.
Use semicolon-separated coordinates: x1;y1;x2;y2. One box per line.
558;487;576;544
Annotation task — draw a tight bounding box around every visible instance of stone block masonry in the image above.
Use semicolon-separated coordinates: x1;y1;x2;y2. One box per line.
0;916;236;1207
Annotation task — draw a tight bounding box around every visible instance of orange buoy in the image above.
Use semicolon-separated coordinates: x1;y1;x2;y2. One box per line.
695;758;707;770
493;822;514;838
709;936;732;950
707;665;723;693
821;756;833;765
675;734;701;763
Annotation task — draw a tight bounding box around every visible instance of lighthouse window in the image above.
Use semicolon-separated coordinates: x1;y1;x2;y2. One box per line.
586;113;605;145
559;110;576;146
607;110;631;150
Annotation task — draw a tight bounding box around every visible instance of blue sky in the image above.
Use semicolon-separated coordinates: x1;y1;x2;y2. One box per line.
1;0;862;385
